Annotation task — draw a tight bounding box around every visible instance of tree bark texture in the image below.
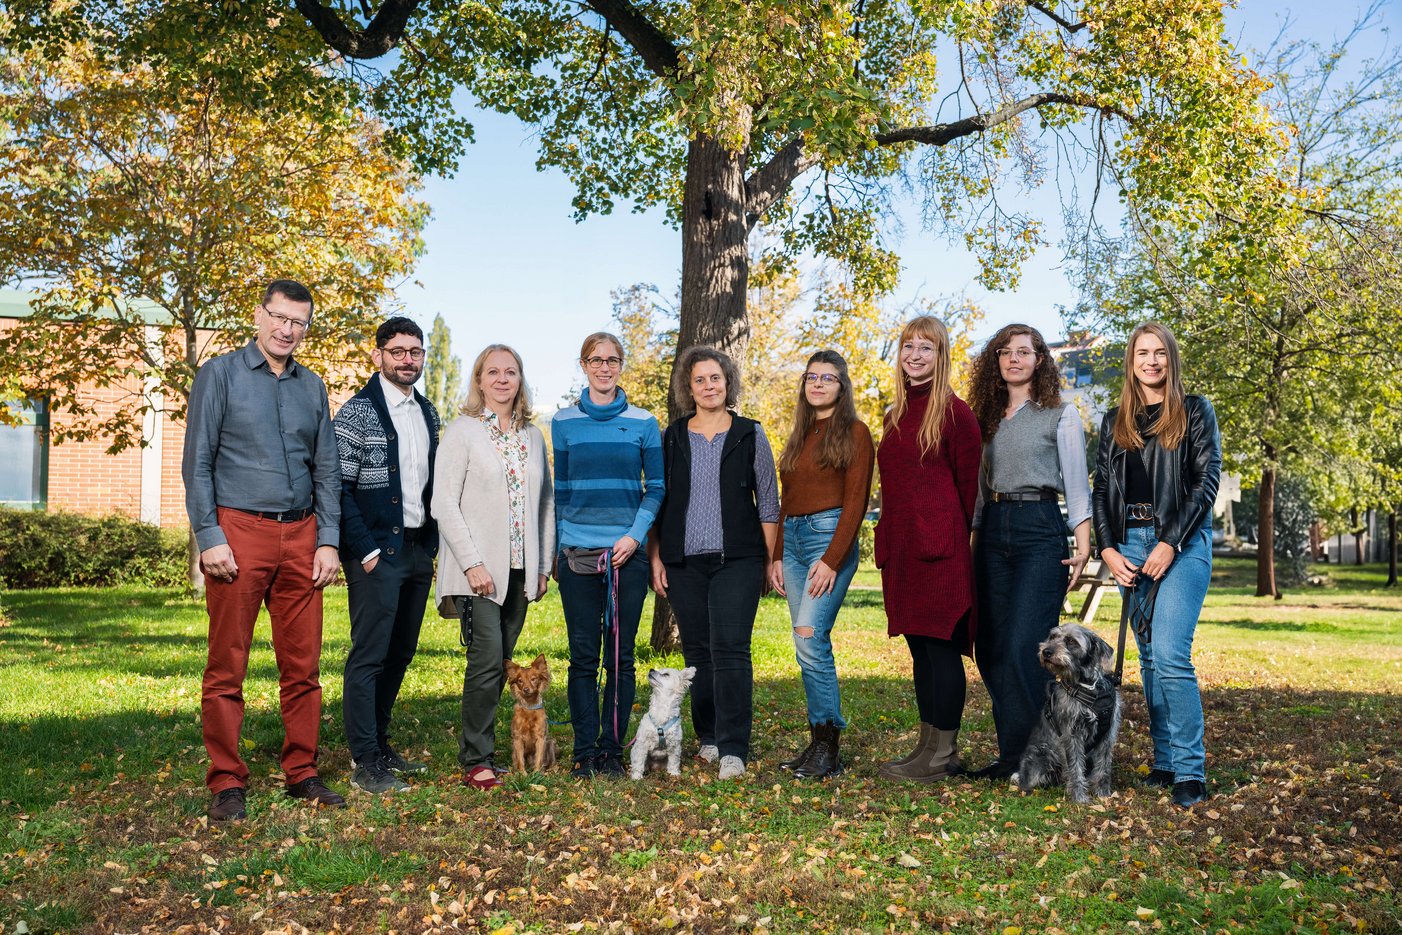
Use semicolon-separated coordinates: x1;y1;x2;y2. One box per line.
649;135;753;654
1255;462;1280;598
1387;509;1397;587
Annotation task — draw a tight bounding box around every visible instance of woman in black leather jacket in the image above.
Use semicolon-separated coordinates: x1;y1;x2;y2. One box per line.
1092;322;1221;809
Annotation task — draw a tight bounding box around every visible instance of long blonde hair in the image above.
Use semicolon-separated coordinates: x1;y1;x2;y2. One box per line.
887;315;953;458
462;343;534;426
1113;322;1187;451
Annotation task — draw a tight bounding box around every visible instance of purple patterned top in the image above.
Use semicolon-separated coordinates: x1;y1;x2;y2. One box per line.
683;426;780;556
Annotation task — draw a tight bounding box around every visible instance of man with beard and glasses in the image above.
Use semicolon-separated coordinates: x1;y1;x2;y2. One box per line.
184;279;345;821
333;317;442;795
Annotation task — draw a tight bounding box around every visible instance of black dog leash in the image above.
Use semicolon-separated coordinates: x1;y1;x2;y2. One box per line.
1113;572;1161;686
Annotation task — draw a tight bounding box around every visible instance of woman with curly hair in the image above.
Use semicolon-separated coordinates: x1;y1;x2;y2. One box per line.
964;324;1092;781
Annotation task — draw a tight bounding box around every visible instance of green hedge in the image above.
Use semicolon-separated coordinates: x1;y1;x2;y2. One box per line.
0;508;188;589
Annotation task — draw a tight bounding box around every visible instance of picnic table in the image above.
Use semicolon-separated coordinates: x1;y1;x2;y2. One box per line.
1064;558;1115;624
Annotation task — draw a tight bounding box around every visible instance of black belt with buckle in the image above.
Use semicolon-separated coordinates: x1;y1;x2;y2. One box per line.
1126;502;1155;522
990;490;1058;502
231;506;313;523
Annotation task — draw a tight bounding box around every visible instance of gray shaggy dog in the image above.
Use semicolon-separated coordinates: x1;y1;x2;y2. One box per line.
1014;624;1121;803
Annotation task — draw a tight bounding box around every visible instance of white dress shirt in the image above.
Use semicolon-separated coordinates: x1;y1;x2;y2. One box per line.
380;374;431;529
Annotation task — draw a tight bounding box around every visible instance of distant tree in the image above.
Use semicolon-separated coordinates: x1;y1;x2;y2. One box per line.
1070;6;1402;597
422;314;464;417
0;38;427;585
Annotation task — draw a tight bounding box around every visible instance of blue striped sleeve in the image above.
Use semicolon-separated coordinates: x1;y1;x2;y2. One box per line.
626;414;665;543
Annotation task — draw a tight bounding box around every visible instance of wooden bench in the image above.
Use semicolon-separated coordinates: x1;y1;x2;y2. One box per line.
1064;558;1114;624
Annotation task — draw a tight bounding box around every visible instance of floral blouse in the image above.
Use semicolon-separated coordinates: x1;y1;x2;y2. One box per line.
480;410;529;570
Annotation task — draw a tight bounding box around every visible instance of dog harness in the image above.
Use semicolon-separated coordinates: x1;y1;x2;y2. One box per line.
1058;678;1118;747
648;714;682;747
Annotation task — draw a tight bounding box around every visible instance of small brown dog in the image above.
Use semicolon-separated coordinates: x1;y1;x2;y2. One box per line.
505;654;557;774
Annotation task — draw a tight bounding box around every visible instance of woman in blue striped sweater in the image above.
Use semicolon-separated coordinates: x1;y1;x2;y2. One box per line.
551;332;665;779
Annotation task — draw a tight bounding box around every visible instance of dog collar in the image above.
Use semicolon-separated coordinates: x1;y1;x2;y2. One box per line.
521;700;544;710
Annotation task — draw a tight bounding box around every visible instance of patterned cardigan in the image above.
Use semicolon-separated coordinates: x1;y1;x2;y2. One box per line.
333;376;442;565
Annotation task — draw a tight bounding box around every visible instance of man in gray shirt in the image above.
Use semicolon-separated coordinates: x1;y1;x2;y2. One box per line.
183;279;346;821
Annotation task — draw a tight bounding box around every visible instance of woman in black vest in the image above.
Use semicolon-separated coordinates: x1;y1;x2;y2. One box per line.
648;345;780;780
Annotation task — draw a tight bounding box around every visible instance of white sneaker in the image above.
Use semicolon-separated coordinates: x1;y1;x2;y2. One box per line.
697;744;719;763
718;755;746;780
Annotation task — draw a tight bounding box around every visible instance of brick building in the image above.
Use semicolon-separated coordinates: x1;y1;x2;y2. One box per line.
1;290;354;529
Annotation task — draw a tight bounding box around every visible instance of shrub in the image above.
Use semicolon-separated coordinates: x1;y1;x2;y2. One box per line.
0;508;187;589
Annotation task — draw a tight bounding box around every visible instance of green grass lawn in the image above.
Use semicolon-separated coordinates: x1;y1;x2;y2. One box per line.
1;558;1398;933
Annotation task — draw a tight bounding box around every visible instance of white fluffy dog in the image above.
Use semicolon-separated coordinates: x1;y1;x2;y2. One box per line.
629;666;696;779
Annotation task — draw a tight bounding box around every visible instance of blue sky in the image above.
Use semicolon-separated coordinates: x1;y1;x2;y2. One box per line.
394;2;1397;409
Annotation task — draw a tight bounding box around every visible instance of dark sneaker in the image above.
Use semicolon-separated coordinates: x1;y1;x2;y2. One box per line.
594;752;626;778
351;760;411;795
208;786;247;822
1171;779;1208;809
569;758;596;780
285;775;347;808
1143;768;1175;788
380;744;428;776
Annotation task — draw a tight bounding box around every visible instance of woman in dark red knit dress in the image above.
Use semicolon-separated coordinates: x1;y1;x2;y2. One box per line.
874;315;982;783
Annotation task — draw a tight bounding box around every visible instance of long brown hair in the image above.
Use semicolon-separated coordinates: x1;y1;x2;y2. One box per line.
1113;322;1187;451
462;343;534;426
967;324;1063;442
887;315;953;458
778;350;859;473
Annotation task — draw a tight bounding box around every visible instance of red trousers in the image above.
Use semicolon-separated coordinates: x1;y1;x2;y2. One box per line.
202;507;324;792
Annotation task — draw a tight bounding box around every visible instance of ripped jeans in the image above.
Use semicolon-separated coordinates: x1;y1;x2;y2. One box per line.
781;508;859;728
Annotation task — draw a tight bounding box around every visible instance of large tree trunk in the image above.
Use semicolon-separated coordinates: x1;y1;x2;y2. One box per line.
1255;461;1280;598
1387;509;1398;587
649;134;752;654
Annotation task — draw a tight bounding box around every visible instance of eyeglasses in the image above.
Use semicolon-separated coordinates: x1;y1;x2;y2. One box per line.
381;346;426;361
260;306;311;333
803;372;839;385
996;348;1037;361
584;356;623;370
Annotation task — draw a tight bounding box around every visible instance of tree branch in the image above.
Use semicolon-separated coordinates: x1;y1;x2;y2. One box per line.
292;0;422;59
875;92;1131;148
1025;1;1088;33
585;0;680;78
744;137;821;230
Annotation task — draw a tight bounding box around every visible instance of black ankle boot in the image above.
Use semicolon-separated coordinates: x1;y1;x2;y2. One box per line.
779;723;819;772
1171;779;1208;809
794;721;844;779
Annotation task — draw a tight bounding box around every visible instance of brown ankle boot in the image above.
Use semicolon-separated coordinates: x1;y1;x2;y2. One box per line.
881;722;933;771
878;728;959;783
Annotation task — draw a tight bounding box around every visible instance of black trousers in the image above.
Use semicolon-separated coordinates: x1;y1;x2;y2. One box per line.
665;554;765;762
342;531;435;766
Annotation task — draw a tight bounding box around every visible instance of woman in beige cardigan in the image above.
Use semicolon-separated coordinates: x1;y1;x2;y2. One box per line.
433;344;554;790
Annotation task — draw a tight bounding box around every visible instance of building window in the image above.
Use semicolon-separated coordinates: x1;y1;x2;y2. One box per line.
0;398;48;509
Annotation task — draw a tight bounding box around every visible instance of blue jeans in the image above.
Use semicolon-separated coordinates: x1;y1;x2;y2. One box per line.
558;551;649;762
1117;521;1212;784
782;509;859;728
973;499;1069;764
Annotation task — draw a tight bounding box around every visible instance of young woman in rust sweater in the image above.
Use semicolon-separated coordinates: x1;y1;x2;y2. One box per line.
768;350;875;779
